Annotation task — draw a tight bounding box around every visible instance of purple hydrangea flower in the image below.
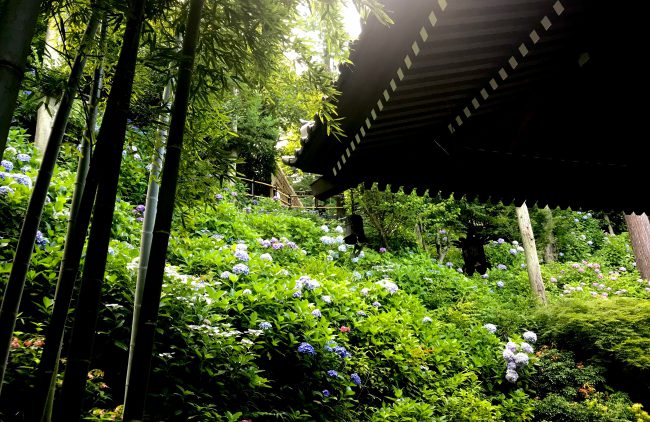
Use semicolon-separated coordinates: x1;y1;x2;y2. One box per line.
507;361;517;371
0;186;14;195
13;174;32;187
496;281;505;288
357;310;366;316
503;349;515;362
497;264;507;270
35;230;49;247
136;204;145;212
497;238;505;244
327;370;338;377
522;331;537;343
506;342;518;352
311;309;322;318
482;274;489;279
0;160;13;171
215;194;223;200
286;241;298;249
505;369;519;383
372;301;381;308
483;323;497;333
292;291;302;298
232;263;249;275
259;322;272;330
379;247;387;253
514;353;529;367
521;342;534;354
234;249;250;262
136;217;144;222
16;153;30;162
297;342;315;355
272;242;284;250
322;389;330;397
350;373;361;386
220;271;232;279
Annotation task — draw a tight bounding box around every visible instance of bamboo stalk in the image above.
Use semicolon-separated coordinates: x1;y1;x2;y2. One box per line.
0;12;100;397
57;1;149;419
123;1;204;418
0;0;41;159
124;76;173;402
36;18;108;422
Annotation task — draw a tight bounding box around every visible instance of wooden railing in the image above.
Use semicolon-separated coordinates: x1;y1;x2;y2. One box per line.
236;176;344;217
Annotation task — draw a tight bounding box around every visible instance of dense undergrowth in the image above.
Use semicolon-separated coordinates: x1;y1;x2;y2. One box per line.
2;132;650;421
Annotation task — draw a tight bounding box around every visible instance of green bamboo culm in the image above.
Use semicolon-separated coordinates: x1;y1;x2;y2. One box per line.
32;17;108;422
57;1;149;419
0;0;41;160
0;11;101;396
124;77;172;402
123;0;205;419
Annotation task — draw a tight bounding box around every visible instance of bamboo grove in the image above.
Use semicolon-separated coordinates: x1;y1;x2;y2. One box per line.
0;0;389;420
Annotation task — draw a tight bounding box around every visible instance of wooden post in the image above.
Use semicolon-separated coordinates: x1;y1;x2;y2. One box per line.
624;213;650;280
516;202;547;305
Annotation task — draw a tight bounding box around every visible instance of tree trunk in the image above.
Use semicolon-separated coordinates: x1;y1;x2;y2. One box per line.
124;77;172;402
57;1;148;420
0;0;41;160
605;214;615;236
516;202;547;305
36;19;107;422
34;18;63;154
625;213;650;280
123;1;204;418
0;13;100;398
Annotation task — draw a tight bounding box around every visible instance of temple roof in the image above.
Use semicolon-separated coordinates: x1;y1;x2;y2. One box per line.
284;0;647;212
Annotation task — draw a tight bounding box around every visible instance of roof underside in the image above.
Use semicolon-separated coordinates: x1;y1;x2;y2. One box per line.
285;0;647;212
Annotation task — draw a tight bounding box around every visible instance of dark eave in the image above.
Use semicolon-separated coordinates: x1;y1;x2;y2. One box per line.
285;0;648;212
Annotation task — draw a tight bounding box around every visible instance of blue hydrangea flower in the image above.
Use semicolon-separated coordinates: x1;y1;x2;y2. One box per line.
234;249;250;262
505;369;518;383
496;281;505;288
333;346;350;359
506;342;518;352
320;225;329;232
521;342;534;354
502;349;515;362
0;186;14;195
13;174;32;187
497;238;505;244
311;309;322;318
286;241;298;249
509;248;517;255
297;342;315;355
220;271;232;279
0;160;13;171
338;244;347;252
324;341;337;352
481;273;489;279
327;370;338;377
445;262;453;268
514;352;529;367
372;301;381;307
259;322;272;330
356;310;366;316
322;389;330;397
35;230;49;247
350;373;361;386
483;323;497;333
496;264;507;270
292;291;302;298
507;361;517;371
232;263;249;275
304;278;320;290
522;331;537;343
422;316;432;323
16;153;30;162
215;194;223;200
